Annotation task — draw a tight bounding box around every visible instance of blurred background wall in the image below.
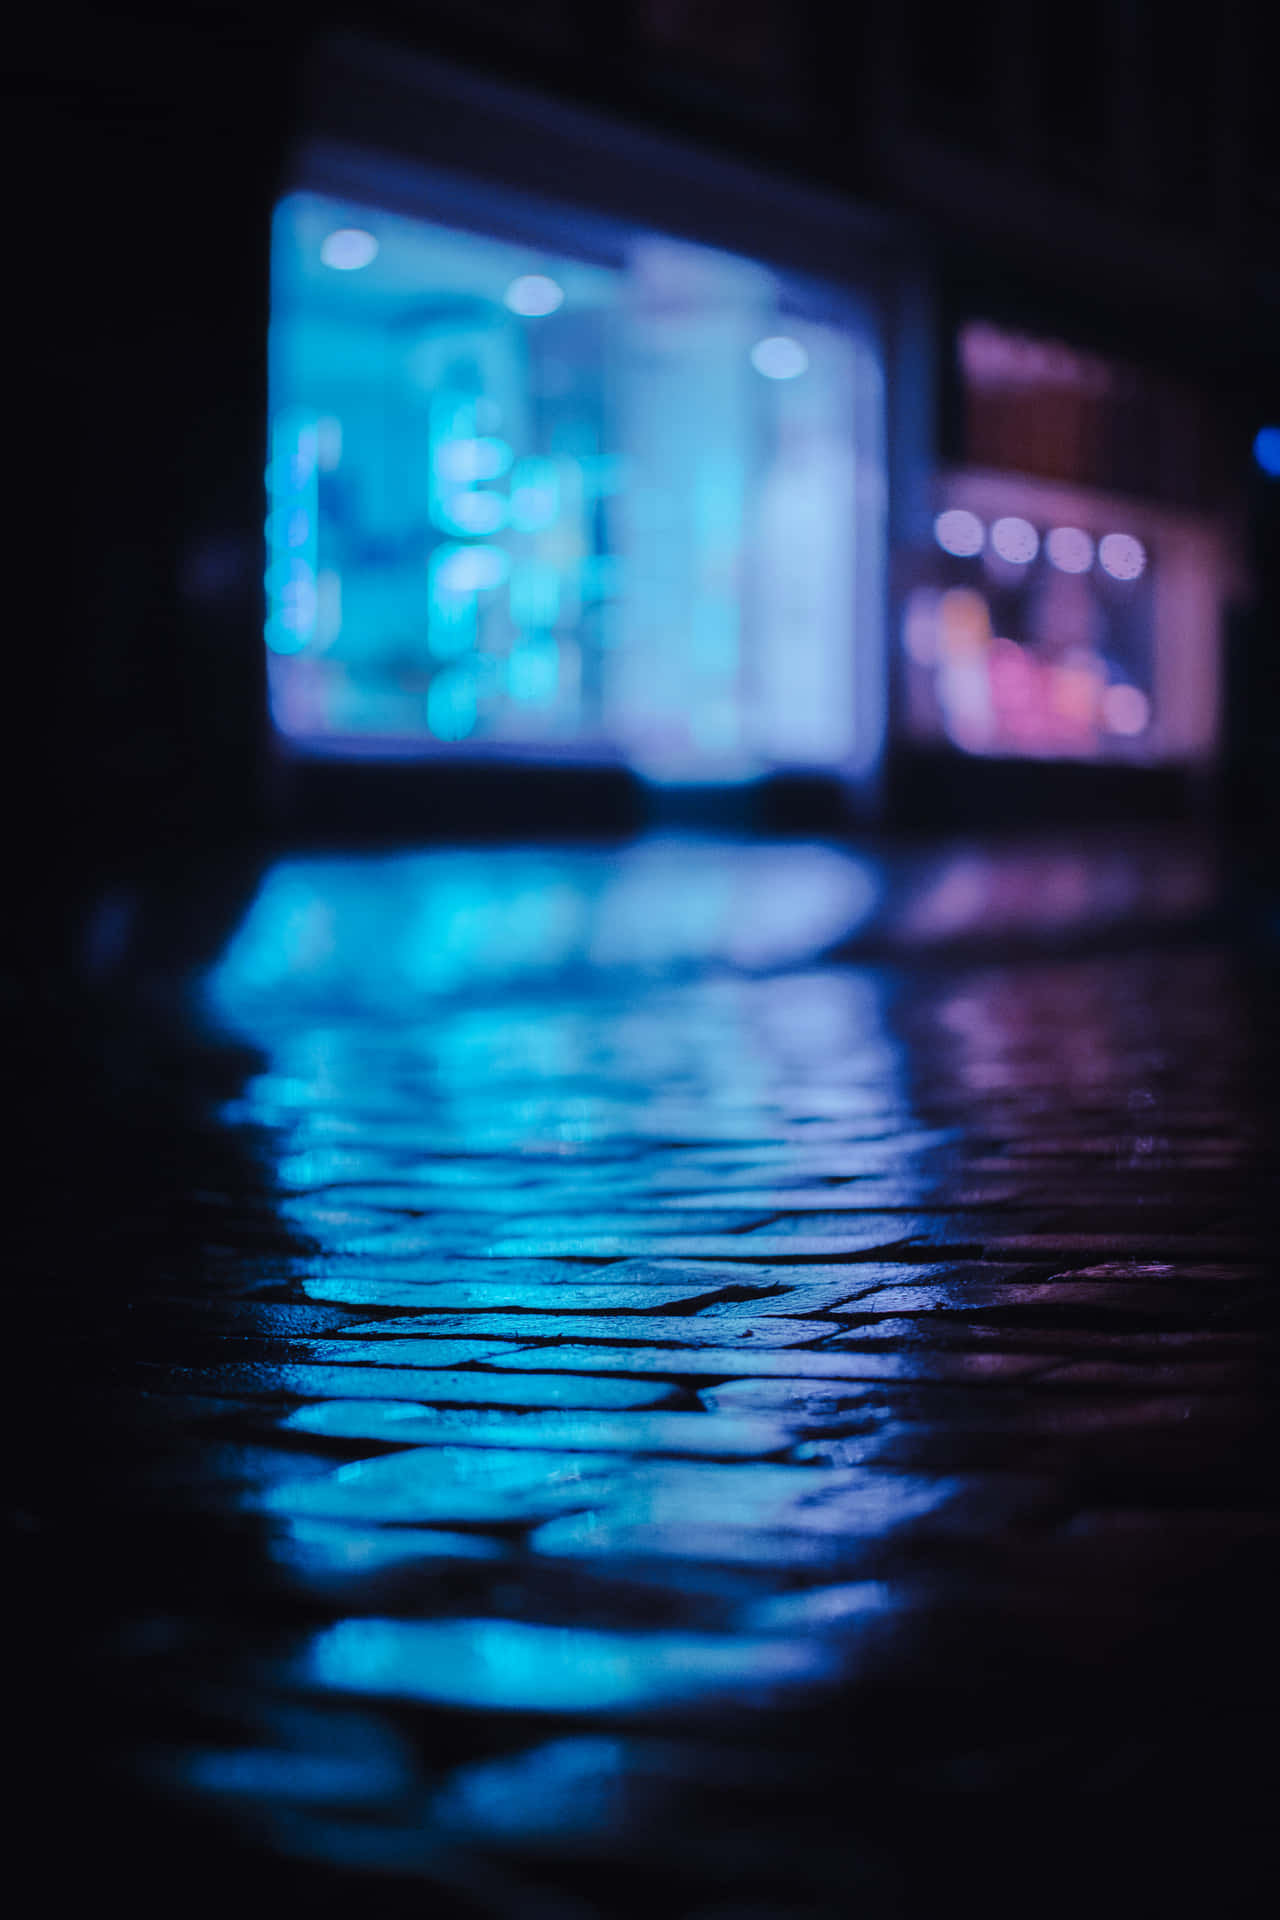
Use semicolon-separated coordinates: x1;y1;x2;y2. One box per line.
13;1;1280;971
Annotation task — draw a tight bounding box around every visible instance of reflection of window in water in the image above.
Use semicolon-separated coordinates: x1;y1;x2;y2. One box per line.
903;507;1156;759
266;191;883;781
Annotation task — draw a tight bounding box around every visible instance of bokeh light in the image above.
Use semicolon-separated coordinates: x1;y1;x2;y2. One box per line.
933;510;984;557
1101;683;1150;735
990;517;1039;564
1045;526;1094;573
320;229;379;270
750;337;809;380
434;546;510;593
505;275;565;316
1253;427;1280;477
1098;533;1146;581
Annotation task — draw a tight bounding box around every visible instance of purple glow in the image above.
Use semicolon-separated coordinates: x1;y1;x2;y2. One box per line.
933;510;984;558
1101;683;1150;735
1098;533;1147;581
990;517;1038;565
903;479;1172;762
1046;526;1094;574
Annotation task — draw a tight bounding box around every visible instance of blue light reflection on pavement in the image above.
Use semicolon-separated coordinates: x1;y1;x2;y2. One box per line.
191;837;902;1779
205;837;880;1022
174;831;1254;1876
304;1617;836;1715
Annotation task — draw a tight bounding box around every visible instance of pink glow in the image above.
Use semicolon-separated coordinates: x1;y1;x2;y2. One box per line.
960;321;1112;395
1102;684;1150;735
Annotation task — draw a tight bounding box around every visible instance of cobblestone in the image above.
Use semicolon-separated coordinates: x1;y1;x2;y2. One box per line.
12;835;1278;1909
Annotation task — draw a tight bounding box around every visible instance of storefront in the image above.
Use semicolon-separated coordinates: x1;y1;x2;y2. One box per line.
263;38;1238;833
263;34;924;821
893;319;1235;810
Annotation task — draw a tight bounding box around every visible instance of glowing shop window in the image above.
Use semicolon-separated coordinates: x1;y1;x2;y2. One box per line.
904;502;1159;762
266;191;883;780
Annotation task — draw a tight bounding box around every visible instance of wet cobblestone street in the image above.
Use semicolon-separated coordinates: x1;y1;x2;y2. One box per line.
13;835;1278;1911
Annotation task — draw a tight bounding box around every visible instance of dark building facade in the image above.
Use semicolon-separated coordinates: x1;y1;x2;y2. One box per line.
18;1;1280;937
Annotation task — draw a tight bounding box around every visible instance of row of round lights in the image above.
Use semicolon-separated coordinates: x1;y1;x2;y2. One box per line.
319;231;810;378
934;509;1146;581
319;230;570;316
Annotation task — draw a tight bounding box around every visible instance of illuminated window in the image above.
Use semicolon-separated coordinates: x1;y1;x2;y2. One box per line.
267;190;885;782
902;494;1161;762
919;316;1227;768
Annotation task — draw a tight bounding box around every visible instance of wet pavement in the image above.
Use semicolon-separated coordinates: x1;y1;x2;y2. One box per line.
12;832;1278;1909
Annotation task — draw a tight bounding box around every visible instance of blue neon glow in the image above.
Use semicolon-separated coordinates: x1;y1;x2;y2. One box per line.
204;839;881;1024
264;412;319;655
304;1616;833;1713
266;189;886;777
1254;426;1280;477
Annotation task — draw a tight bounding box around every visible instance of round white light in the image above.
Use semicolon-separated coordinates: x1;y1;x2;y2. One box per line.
1098;532;1147;581
1045;526;1094;574
320;229;379;271
435;545;510;593
1102;683;1150;735
449;493;506;536
750;336;809;380
505;274;564;317
435;437;512;484
991;516;1039;564
934;509;985;558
